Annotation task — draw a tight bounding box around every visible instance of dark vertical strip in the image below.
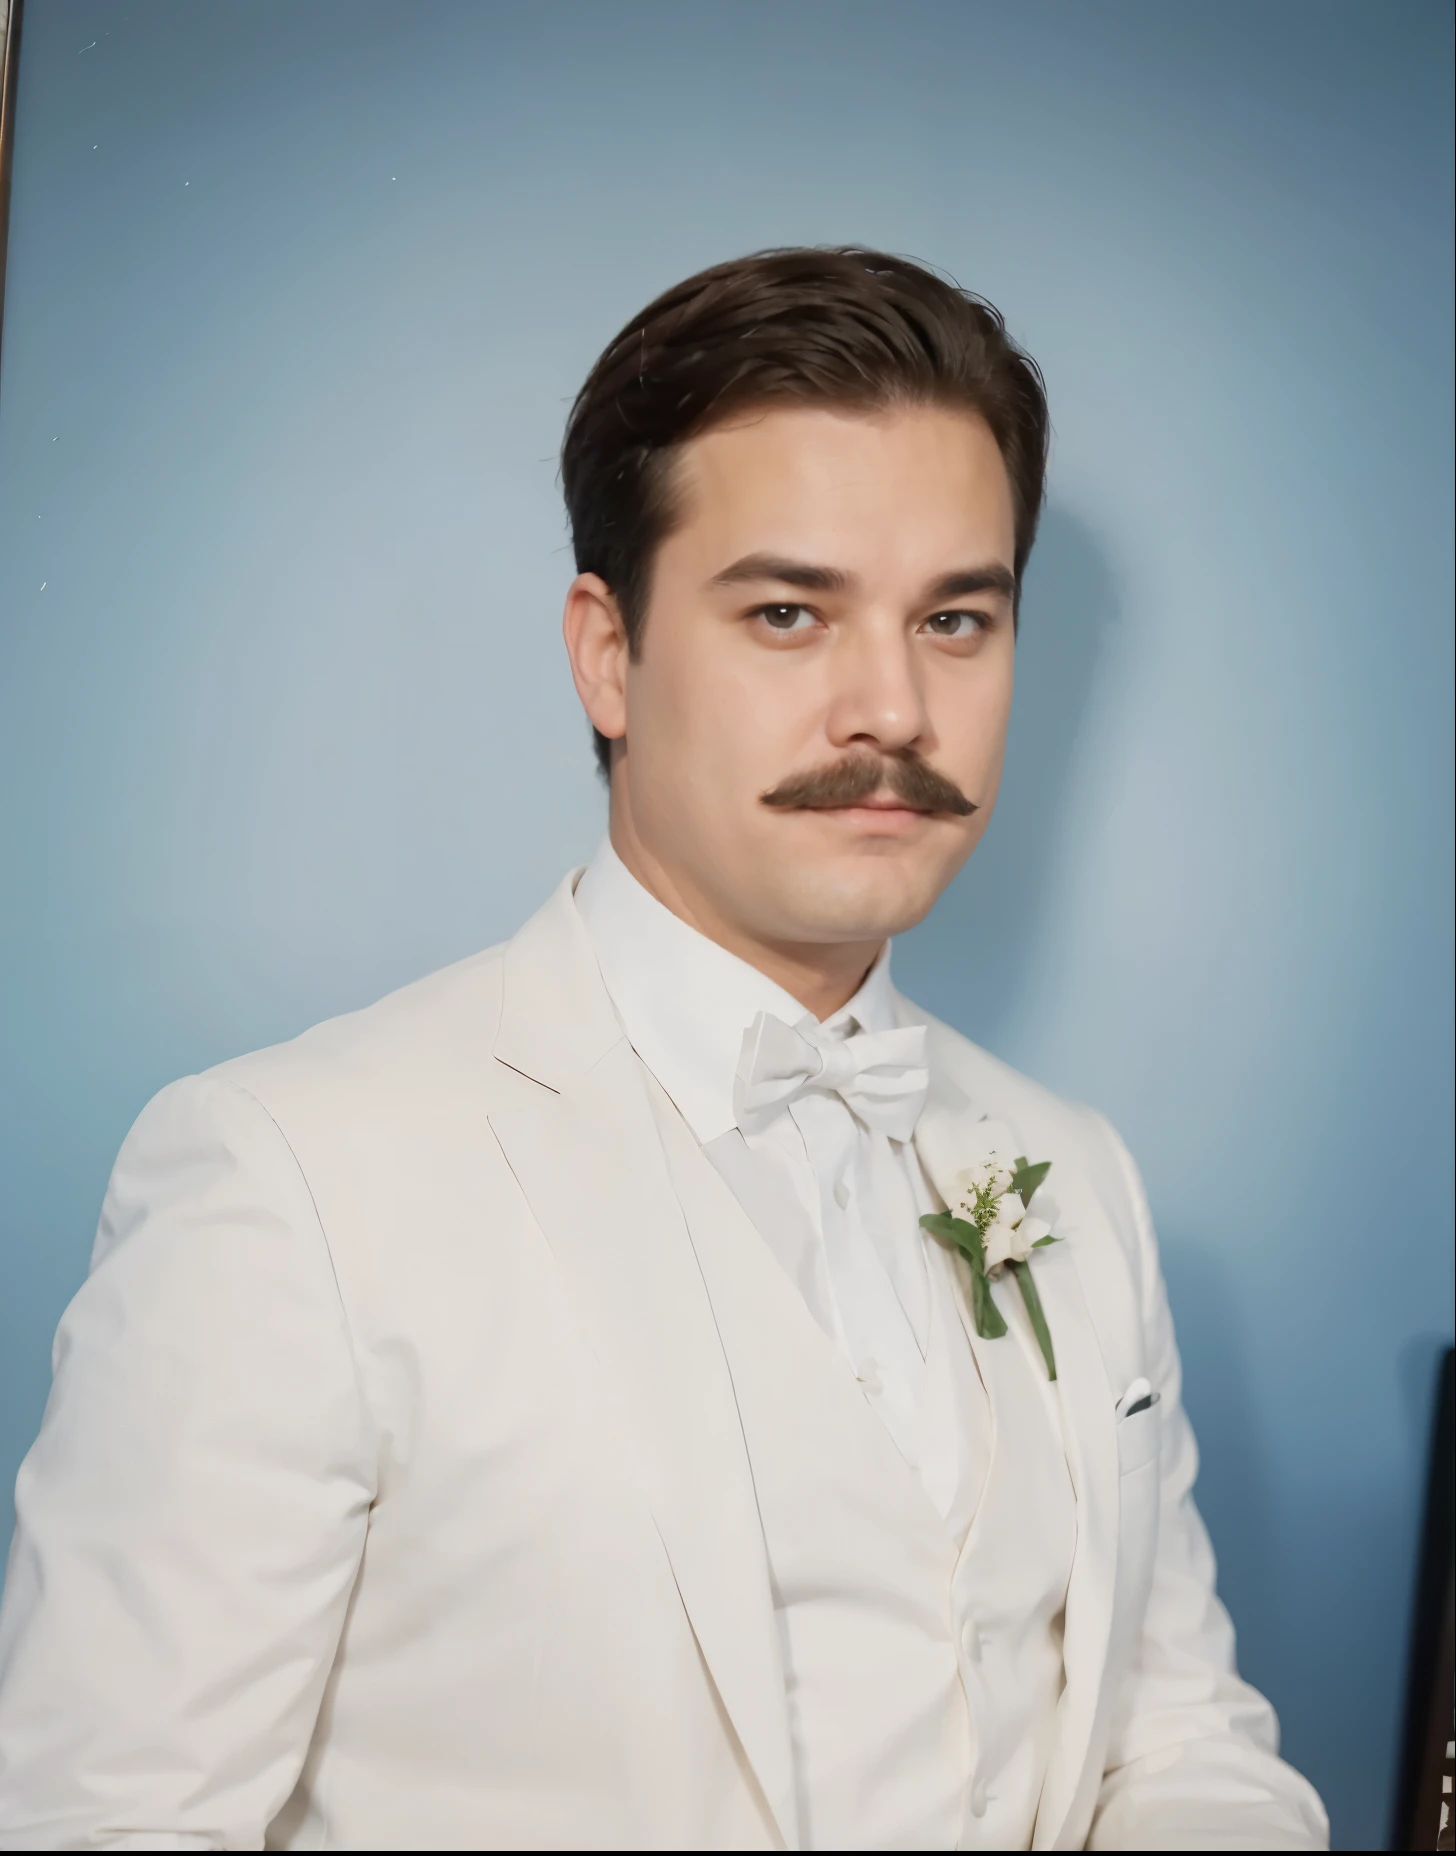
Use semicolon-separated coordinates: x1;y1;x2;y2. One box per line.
1392;1345;1455;1849
0;0;25;383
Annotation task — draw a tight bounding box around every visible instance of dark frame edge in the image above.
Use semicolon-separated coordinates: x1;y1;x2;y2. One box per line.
0;0;26;380
1391;1344;1456;1849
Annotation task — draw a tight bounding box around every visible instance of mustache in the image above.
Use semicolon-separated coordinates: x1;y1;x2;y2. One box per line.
759;750;977;817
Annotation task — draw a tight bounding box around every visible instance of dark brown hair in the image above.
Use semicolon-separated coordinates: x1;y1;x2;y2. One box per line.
561;246;1050;776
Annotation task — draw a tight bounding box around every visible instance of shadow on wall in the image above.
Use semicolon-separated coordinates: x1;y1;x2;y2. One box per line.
896;502;1119;1046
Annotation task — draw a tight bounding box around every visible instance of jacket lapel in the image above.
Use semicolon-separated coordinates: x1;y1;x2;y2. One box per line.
911;1042;1120;1852
488;877;795;1848
1023;1233;1120;1848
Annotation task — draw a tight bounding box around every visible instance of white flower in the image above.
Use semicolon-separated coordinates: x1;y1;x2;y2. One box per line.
981;1190;1027;1272
948;1171;982;1221
950;1154;1016;1220
948;1166;978;1207
982;1215;1017;1273
987;1157;1016;1197
1016;1214;1053;1253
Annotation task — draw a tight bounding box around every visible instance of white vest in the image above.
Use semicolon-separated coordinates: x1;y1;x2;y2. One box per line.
652;1080;1077;1851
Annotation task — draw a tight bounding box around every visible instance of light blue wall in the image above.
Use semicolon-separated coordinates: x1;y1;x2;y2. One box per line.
1;2;1450;1845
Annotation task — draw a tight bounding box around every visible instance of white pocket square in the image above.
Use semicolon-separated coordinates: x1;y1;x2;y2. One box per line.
1116;1376;1161;1419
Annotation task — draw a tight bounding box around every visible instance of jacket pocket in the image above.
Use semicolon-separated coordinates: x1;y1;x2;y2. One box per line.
1115;1401;1160;1478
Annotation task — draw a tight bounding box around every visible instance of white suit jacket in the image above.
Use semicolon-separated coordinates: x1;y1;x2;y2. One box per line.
0;874;1328;1851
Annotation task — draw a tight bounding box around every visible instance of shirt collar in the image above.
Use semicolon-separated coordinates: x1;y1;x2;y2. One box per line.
573;837;898;1143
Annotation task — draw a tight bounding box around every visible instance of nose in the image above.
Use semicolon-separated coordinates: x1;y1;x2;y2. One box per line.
823;616;932;757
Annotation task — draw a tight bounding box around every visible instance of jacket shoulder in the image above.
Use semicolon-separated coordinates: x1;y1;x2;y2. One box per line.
916;1004;1098;1145
210;939;512;1104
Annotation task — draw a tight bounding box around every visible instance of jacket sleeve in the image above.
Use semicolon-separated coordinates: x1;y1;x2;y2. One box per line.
1084;1113;1328;1850
0;1074;376;1851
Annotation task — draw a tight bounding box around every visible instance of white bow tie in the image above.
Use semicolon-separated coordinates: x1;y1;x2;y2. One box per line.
733;1011;930;1142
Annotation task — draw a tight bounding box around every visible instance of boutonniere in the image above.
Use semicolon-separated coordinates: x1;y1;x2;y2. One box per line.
920;1154;1062;1379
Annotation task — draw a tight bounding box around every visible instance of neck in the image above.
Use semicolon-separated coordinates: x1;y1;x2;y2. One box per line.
607;819;883;1022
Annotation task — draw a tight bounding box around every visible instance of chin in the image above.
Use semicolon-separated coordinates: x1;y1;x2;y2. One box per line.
776;857;946;943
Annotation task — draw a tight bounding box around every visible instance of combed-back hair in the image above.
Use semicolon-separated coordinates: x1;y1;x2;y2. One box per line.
560;246;1050;776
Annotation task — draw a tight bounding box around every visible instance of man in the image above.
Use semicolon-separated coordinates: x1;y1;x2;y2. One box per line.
0;248;1326;1850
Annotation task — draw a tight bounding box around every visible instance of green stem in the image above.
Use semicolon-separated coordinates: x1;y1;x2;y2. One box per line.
1010;1259;1057;1380
970;1262;1008;1339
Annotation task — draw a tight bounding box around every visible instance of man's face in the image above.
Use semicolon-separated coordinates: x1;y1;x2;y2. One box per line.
578;401;1018;953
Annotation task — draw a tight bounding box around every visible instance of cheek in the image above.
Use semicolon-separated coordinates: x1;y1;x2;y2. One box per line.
937;654;1014;789
627;626;761;809
627;622;704;748
634;626;801;781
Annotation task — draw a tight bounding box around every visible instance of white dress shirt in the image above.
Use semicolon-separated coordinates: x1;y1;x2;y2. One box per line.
574;840;990;1536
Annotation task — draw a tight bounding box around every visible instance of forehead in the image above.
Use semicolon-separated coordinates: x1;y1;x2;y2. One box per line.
662;402;1016;580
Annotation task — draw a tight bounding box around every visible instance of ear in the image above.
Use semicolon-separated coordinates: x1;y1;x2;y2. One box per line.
562;572;628;747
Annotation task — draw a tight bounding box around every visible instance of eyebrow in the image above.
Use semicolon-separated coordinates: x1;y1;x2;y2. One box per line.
708;553;853;593
707;552;1017;603
925;565;1017;603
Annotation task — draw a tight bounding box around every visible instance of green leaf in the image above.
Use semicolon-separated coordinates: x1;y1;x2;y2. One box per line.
1009;1258;1057;1380
970;1265;1009;1340
1010;1158;1052;1206
920;1211;985;1270
1032;1233;1059;1247
923;1213;1011;1341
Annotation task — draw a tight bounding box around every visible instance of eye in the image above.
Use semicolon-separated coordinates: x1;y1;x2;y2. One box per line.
753;603;819;633
920;609;988;639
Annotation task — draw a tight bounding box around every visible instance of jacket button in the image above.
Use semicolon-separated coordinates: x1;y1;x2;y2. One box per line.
856;1359;883;1396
